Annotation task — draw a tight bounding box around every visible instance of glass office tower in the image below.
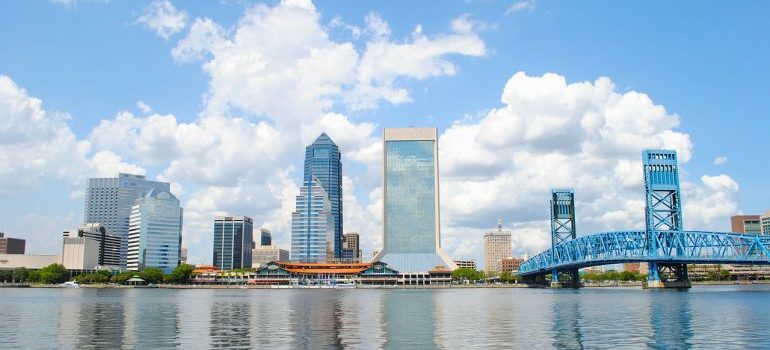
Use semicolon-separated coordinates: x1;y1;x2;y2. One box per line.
213;216;254;270
291;178;335;262
373;127;457;272
84;173;171;268
303;133;343;259
126;189;183;274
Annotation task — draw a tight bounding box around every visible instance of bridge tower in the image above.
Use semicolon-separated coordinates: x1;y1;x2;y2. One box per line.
643;149;691;288
550;189;580;287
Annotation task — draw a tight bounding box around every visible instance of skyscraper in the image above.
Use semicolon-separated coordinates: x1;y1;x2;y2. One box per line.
291;178;334;262
259;228;272;246
126;189;183;274
213;215;254;270
484;219;512;275
84;173;171;268
374;127;457;272
304;133;343;259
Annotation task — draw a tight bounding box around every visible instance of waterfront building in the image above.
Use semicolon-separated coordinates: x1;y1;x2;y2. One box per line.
258;228;272;246
374;127;457;273
127;189;183;274
342;232;361;262
501;257;524;274
304;133;343;259
0;254;61;270
0;232;25;254
731;215;761;234
180;246;188;264
454;260;476;270
291;178;335;263
251;245;290;269
484;219;512;275
213;216;254;271
244;261;447;286
62;223;121;268
84;173;171;268
761;211;770;235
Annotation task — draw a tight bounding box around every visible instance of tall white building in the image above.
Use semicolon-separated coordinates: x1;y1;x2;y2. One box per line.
84;173;170;268
484;219;512;275
291;177;334;262
127;189;183;274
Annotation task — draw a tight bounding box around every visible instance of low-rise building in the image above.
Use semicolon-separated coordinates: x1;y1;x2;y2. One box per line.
731;215;762;234
454;260;476;270
0;254;61;270
62;223;121;268
251;245;290;269
0;232;25;254
501;257;525;274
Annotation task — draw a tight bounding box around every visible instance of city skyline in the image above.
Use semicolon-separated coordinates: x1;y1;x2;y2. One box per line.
1;1;769;268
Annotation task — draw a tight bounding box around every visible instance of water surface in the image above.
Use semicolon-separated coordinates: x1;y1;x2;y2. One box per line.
1;286;769;349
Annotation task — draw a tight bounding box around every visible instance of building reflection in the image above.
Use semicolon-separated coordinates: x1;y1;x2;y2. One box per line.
383;290;437;349
76;289;126;349
337;289;386;348
209;295;252;349
648;291;693;349
287;290;344;349
551;291;584;350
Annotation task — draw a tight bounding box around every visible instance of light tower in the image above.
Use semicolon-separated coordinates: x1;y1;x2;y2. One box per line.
550;189;579;287
642;149;690;288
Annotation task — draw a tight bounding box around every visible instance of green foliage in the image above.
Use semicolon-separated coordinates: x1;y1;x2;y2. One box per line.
13;267;30;282
140;267;164;284
0;270;13;282
499;271;521;283
74;270;113;284
111;271;136;284
581;270;646;282
451;268;485;282
37;264;69;284
165;264;194;284
706;267;731;281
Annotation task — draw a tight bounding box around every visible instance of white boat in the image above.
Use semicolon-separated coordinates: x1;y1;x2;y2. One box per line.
59;281;80;288
335;282;356;289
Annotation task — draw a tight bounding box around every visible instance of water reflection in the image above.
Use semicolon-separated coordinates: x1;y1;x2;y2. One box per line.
75;291;125;349
648;291;693;350
383;290;437;349
551;292;584;350
287;291;344;349
209;294;251;349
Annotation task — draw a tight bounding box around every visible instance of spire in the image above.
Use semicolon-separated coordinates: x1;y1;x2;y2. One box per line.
497;218;503;231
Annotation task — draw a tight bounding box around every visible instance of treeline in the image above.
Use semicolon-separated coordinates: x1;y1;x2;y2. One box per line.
581;270;647;282
450;268;523;283
0;264;195;285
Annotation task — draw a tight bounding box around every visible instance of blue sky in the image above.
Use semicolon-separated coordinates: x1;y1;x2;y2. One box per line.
0;0;767;266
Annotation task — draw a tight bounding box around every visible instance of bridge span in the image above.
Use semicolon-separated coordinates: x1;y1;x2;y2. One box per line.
518;150;770;288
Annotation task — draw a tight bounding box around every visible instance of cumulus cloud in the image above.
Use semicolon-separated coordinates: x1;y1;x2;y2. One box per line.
436;71;736;265
135;0;188;40
171;0;486;120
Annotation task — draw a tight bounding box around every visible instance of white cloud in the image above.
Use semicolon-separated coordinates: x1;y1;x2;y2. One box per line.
505;0;536;15
436;71;735;266
135;0;188;40
136;100;152;113
713;156;728;165
172;1;486;120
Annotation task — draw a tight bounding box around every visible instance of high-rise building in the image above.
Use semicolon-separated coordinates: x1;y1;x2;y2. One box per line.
374;127;457;272
127;189;183;274
258;228;272;246
762;211;770;235
0;232;25;254
731;215;762;234
342;232;361;262
501;257;524;273
84;173;171;268
484;219;512;275
291;178;334;262
62;223;121;267
251;245;290;269
213;216;254;271
180;246;188;264
304;133;343;259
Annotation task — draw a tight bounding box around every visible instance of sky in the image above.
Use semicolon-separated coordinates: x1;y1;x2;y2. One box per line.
1;0;768;268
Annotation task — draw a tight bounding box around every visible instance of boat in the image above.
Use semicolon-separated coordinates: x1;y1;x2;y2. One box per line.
59;281;80;288
335;281;356;289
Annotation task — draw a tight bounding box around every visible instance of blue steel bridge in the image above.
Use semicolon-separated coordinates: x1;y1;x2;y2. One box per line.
518;149;770;288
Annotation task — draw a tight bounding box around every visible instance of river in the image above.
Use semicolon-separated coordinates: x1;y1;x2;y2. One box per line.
1;285;769;349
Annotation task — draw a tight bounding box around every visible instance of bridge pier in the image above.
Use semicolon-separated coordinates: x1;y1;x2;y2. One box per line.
644;262;691;289
550;269;582;288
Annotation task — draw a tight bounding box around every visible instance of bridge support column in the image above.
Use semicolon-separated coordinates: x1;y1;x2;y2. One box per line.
645;262;691;289
550;269;582;288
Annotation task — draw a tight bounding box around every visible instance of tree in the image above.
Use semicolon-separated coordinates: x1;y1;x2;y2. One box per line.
38;264;69;284
13;267;29;283
166;264;194;284
451;268;485;283
141;267;164;284
111;271;135;285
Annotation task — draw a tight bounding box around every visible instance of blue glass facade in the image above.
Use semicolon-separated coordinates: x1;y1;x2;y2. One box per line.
126;189;183;274
303;133;343;259
375;128;457;273
291;178;334;262
213;216;254;270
